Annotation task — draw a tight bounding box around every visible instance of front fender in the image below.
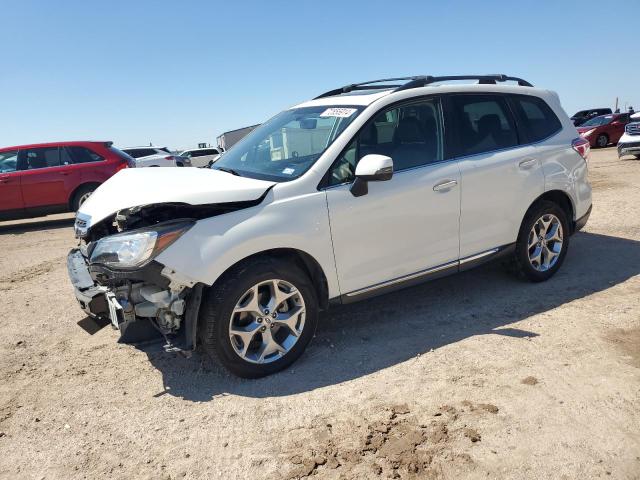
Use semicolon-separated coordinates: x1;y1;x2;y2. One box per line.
155;190;340;298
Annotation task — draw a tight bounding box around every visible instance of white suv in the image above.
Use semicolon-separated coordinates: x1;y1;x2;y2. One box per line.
122;146;188;167
179;147;222;168
68;75;592;378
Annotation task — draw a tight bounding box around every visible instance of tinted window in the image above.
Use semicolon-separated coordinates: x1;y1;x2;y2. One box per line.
0;150;19;173
450;95;518;156
124;148;155;158
21;147;61;170
512;95;562;142
582;115;613;127
191;150;215;157
67;146;104;163
329;99;443;185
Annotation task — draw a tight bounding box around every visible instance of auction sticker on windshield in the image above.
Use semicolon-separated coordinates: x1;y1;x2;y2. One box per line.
320;108;357;118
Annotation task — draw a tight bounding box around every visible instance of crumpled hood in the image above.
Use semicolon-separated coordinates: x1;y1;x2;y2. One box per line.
77;167;275;227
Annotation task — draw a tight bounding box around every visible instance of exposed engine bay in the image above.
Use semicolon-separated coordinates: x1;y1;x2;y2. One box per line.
70;200;262;351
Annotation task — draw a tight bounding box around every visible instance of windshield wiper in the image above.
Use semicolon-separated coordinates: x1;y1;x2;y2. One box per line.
215;166;241;176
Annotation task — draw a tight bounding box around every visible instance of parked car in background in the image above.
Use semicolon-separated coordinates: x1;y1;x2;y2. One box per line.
68;74;591;378
180;147;222;168
122;147;188;167
577;113;631;147
617;112;640;159
0;141;130;221
571;108;612;126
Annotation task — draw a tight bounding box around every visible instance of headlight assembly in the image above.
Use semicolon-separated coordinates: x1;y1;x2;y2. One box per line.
90;221;193;268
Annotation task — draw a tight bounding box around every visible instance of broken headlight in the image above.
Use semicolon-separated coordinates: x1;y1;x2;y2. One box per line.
90;221;193;268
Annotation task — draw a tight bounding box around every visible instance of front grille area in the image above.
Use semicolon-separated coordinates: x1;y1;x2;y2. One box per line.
625;122;640;135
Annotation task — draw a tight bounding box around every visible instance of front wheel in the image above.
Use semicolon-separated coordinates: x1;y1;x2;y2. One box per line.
512;201;570;282
200;258;318;378
596;133;609;148
72;185;97;211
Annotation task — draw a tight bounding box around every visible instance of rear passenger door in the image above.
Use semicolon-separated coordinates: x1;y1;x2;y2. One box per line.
447;94;545;259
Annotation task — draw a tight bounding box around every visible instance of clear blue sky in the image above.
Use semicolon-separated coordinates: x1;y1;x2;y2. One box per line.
1;0;638;150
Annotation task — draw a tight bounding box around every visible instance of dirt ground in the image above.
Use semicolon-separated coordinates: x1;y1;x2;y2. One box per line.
1;147;639;480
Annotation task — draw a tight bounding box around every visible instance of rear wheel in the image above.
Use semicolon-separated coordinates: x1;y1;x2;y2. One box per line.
200;257;318;378
512;201;570;282
596;133;609;148
72;185;97;211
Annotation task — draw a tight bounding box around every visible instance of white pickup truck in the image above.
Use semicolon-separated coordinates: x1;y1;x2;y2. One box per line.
617;112;640;159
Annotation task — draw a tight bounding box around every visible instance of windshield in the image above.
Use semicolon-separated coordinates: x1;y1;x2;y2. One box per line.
212;105;364;181
582;115;613;127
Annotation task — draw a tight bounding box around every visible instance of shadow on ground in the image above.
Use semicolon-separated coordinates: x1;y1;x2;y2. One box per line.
142;231;640;401
0;216;74;235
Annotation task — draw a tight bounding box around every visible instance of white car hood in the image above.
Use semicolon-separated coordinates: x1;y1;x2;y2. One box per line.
77;167;275;227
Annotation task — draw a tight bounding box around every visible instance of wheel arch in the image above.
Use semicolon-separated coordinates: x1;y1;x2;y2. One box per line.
527;190;576;233
68;182;101;210
206;248;331;311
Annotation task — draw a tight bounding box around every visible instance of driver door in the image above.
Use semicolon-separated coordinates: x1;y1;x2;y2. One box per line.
324;98;461;296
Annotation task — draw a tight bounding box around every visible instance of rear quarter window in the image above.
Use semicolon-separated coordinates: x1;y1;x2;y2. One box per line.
511;95;562;143
67;146;104;163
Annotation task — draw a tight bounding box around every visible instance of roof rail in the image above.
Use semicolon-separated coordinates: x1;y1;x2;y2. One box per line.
314;74;533;99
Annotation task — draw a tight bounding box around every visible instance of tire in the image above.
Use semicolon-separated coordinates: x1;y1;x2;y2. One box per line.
634;155;640;160
512;200;570;282
71;185;97;211
596;133;608;148
199;257;318;378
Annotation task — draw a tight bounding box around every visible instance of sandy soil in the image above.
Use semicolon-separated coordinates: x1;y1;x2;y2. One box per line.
0;148;639;480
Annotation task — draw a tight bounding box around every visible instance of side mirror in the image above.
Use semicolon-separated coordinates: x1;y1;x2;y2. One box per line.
350;154;393;197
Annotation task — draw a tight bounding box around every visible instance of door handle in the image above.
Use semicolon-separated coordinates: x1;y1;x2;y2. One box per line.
518;158;538;169
433;179;458;192
0;177;10;183
59;171;70;176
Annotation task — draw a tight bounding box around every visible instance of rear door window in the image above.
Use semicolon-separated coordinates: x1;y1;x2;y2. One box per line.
20;147;61;170
449;95;519;157
510;95;562;143
67;146;104;163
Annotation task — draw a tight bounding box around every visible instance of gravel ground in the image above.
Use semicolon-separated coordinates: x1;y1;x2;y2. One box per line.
0;147;639;480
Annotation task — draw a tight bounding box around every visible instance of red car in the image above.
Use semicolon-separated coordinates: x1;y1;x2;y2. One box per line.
577;113;632;148
0;141;131;221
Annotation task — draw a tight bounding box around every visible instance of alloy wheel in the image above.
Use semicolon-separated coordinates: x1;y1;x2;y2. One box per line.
527;214;564;272
228;279;306;364
78;191;92;207
597;135;608;147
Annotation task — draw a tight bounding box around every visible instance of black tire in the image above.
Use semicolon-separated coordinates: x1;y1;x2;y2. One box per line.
634;155;640;160
71;184;97;211
199;257;318;378
512;200;570;282
595;133;608;148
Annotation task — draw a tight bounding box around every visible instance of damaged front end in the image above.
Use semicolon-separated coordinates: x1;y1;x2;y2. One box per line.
68;201;256;352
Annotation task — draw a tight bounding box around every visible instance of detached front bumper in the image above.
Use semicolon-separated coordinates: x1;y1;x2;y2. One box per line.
66;249;202;349
67;249;120;323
